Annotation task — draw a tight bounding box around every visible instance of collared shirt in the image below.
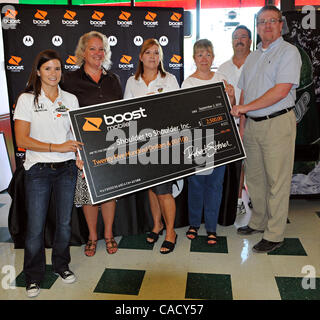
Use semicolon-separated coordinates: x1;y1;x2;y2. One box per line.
181;72;226;89
238;36;301;117
124;72;179;99
216;59;244;104
61;66;123;107
14;86;79;170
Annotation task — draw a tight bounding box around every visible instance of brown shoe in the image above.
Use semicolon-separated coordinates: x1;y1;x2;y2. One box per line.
105;237;118;254
84;240;97;257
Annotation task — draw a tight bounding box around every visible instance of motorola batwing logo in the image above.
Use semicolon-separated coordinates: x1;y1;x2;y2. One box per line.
83;118;102;131
145;12;157;21
170;55;181;63
159;36;169;46
120;55;132;64
34;9;47;20
23;35;34;47
108;36;117;47
90;10;106;27
33;9;50;26
118;11;132;27
7;56;24;72
4;9;17;19
119;11;131;21
92;11;104;20
63;10;76;20
52;35;63;47
62;10;78;26
169;12;183;27
134;36;143;46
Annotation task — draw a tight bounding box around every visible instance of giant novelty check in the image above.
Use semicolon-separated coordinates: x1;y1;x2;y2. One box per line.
68;82;246;204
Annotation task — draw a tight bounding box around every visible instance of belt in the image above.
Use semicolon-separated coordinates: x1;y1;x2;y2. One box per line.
245;107;294;122
37;159;75;169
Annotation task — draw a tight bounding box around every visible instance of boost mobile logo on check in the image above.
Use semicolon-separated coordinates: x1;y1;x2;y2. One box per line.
169;54;183;69
7;56;24;72
169;12;183;27
144;11;158;27
83;118;103;131
90;11;106;27
33;9;50;26
119;55;134;70
117;11;132;27
104;108;147;125
62;10;79;27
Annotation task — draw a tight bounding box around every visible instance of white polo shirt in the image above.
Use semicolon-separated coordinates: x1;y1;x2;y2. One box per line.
124;72;179;99
181;72;226;89
14;87;79;170
216;59;244;104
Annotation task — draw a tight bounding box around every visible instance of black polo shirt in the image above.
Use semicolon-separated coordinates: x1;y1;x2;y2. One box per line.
61;66;123;108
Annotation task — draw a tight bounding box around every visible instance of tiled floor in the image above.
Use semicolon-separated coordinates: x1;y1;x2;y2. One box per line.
0;190;319;300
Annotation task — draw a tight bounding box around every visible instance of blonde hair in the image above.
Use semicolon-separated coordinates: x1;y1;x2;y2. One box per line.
134;38;166;80
193;39;214;58
75;31;112;70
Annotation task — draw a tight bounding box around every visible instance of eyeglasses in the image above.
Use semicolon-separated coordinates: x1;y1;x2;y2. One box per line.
232;35;249;40
257;18;282;25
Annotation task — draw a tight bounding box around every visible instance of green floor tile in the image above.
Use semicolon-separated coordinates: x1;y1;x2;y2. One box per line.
118;234;154;250
268;238;307;256
14;265;58;288
185;272;233;300
190;235;228;253
0;227;13;243
94;268;145;295
275;277;320;300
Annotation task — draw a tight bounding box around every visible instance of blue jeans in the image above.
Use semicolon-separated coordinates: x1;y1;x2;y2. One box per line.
188;165;226;233
23;161;77;285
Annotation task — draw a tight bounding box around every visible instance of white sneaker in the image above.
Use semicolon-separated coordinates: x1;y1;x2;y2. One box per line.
26;283;40;298
55;270;76;284
237;201;246;216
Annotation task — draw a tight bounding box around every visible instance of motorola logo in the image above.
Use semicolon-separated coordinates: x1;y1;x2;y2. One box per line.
23;35;34;47
108;36;117;47
159;36;168;46
52;35;63;47
134;36;143;46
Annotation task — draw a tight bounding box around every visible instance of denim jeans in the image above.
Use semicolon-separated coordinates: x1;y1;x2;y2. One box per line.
23;161;77;285
188;165;226;233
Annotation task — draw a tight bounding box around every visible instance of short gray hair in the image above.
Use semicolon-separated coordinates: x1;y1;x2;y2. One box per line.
193;39;214;58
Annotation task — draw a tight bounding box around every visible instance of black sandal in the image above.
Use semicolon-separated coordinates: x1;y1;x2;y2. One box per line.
207;232;217;245
146;228;164;244
160;234;178;254
186;226;198;240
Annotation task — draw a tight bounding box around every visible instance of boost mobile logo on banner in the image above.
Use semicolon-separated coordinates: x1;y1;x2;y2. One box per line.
119;55;134;70
144;12;158;27
117;11;132;27
33;9;50;26
169;54;183;69
7;56;24;72
83;118;103;131
62;10;79;27
64;55;80;71
90;11;106;27
2;7;21;28
169;12;183;27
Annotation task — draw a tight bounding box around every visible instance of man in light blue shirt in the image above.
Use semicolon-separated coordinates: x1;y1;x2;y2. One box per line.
230;5;301;253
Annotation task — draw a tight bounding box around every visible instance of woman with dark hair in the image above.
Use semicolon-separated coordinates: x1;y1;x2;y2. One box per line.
124;39;179;254
61;31;122;257
14;49;83;298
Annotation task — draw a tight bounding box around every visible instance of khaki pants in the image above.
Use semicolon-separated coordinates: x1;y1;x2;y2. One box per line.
243;110;296;242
